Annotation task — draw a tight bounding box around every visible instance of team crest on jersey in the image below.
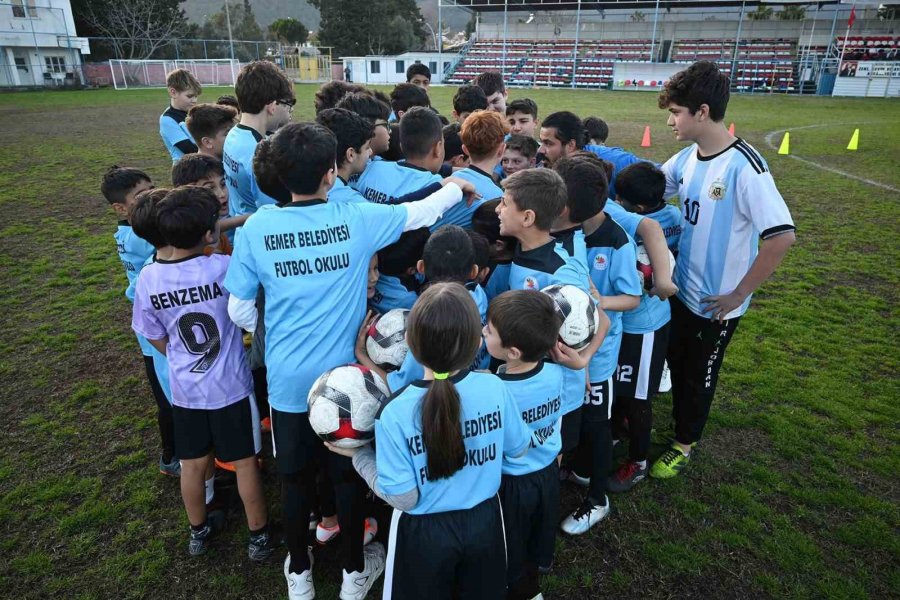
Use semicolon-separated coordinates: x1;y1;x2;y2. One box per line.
708;179;727;201
593;255;608;271
523;276;539;290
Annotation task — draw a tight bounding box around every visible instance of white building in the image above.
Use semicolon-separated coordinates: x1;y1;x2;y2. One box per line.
342;51;460;85
0;0;89;87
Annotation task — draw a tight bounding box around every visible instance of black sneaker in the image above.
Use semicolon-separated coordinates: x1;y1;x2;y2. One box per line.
607;461;648;493
188;511;225;556
248;529;276;562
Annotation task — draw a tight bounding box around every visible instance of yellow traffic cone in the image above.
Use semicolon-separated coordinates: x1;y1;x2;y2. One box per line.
847;128;859;151
778;132;790;155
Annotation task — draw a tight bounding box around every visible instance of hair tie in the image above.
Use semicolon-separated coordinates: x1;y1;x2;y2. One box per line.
433;372;449;380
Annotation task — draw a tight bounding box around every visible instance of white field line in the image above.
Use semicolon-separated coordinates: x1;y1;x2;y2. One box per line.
763;123;900;194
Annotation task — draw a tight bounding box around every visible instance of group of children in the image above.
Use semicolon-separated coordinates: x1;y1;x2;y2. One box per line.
105;59;794;600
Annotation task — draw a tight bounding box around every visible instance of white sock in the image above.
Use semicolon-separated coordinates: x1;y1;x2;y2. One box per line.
636;460;647;469
205;477;215;505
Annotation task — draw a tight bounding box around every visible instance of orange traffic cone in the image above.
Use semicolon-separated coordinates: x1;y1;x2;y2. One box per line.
728;122;735;136
640;126;651;148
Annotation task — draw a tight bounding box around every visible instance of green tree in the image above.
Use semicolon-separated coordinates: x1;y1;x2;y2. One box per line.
73;0;189;59
777;5;806;20
200;2;265;61
269;17;309;45
747;5;773;20
309;0;427;57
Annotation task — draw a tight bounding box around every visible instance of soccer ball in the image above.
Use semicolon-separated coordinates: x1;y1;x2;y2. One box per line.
541;284;600;350
636;245;676;293
365;309;410;368
307;365;389;448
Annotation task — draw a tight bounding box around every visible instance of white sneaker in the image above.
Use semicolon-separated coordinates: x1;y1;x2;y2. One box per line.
529;595;545;600
658;361;672;393
285;552;315;600
339;541;386;600
560;496;610;535
317;517;378;545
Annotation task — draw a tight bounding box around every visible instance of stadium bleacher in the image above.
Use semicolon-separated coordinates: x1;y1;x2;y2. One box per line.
835;36;899;60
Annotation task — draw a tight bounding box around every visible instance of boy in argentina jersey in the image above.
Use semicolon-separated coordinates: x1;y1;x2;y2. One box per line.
223;123;468;599
131;187;272;561
603;163;683;493
101;167;179;476
485;291;565;599
651;61;795;480
223;61;294;217
160;69;200;162
558;157;643;537
331;283;532;600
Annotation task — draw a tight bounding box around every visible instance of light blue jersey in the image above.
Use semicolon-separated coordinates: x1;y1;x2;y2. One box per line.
224;199;408;413
661;139;794;320
499;362;564;476
385;283;489;391
159;106;195;163
327;176;366;205
584;215;642;382
371;274;418;314
484;261;511;300
584;144;652;200
439;165;497;230
374;370;532;514
353;160;442;205
115;222;155;302
223;125;277;217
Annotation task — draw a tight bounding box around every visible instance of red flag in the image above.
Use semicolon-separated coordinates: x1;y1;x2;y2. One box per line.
848;6;856;29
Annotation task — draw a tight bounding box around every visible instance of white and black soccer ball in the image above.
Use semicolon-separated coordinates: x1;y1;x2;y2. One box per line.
541;284;600;350
636;245;676;293
365;309;410;369
307;365;389;448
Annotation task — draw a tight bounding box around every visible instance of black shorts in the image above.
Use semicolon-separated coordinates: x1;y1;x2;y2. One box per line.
173;396;258;462
384;496;506;600
560;408;582;454
616;323;670;400
271;407;322;475
500;461;559;581
583;376;614;422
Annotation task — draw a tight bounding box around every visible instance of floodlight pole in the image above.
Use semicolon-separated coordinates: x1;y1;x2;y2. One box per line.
800;3;820;96
224;1;236;62
650;0;660;62
502;0;508;78
438;0;442;81
732;0;746;83
572;0;582;88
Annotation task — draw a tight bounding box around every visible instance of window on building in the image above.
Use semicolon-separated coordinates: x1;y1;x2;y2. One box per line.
11;0;37;18
45;56;65;73
14;57;27;72
370;61;380;74
443;62;451;72
395;60;404;74
429;61;437;75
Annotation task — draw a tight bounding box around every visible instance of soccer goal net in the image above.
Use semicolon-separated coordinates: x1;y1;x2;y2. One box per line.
108;59;241;90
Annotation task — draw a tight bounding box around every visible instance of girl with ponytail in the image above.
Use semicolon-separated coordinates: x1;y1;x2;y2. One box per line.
328;282;532;599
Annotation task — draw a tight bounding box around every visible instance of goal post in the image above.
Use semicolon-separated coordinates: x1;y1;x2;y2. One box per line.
108;59;241;90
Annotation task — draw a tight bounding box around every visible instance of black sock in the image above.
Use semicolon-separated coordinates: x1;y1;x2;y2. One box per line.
190;520;207;532
249;524;268;537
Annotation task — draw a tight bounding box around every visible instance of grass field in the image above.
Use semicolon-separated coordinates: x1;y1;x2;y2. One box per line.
0;83;898;600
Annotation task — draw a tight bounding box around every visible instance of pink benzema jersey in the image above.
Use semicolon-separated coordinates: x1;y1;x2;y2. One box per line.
132;253;252;410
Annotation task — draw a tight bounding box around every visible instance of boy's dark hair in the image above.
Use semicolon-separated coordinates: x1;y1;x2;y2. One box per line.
453;85;488;116
467;230;490;271
442;122;466;159
253;139;292;205
399;107;442;159
553;153;607;222
583;116;609;145
390;83;430;115
505;134;539;159
506;98;538;119
472;199;517;256
658;60;730;122
406;63;431;82
235;60;294;114
615;162;666;210
542;111;584;150
460;109;506;160
314;80;364;114
423;225;474;283
166;68;201;94
101;166;151;204
216;94;240;110
382;123;404;161
186;103;237;143
157;186;219;249
268;123;336;195
502;168;567;231
473;71;505;96
378;228;430;277
130;188;170;249
172;153;224;187
487;291;562;362
316;108;375;168
437;113;450;126
336;91;391;124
